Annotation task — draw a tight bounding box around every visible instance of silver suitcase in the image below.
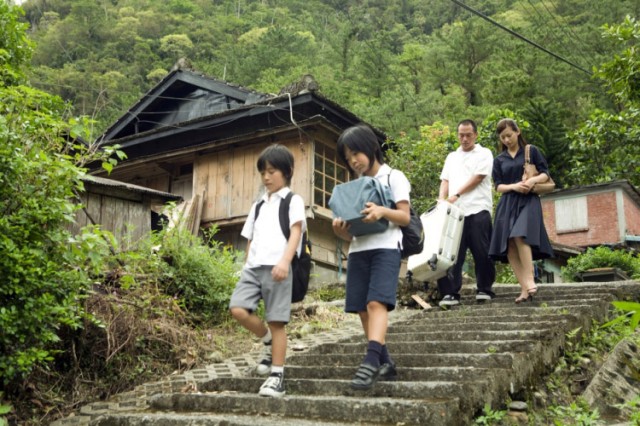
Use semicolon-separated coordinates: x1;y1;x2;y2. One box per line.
407;202;465;282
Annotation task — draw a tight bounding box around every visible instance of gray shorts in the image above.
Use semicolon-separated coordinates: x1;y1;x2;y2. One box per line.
229;265;292;323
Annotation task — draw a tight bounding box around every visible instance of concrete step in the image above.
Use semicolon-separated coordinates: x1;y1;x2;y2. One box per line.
388;319;566;332
437;299;611;310
286;352;515;369
147;392;464;426
198;377;477;399
384;329;559;342
282;365;506;382
50;281;640;426
309;340;541;355
91;412;382;426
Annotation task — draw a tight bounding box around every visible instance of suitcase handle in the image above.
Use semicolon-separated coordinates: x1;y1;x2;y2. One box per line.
428;253;438;271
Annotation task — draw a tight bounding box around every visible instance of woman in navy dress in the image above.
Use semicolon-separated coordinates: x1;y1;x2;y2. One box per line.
489;119;554;303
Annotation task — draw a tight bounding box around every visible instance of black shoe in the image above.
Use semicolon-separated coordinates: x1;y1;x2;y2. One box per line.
379;362;398;381
476;292;492;302
259;372;285;397
351;363;380;390
438;295;460;308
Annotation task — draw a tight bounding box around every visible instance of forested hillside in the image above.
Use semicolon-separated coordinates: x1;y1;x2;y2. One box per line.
22;0;638;136
2;2;640;424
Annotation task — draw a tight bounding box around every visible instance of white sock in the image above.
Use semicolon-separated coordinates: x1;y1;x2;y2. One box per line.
261;328;272;344
271;365;284;374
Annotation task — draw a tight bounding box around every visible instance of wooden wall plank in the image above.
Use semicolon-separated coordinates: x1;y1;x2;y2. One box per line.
230;148;245;218
194;154;210;218
101;196;115;234
87;192;102;225
240;144;265;215
196;152;217;221
214;151;231;219
112;197;126;243
129;202;148;243
242;147;255;214
289;137;312;206
74;194;89;231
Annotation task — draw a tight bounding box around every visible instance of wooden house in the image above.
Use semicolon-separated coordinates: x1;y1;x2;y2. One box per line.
72;175;182;247
539;180;640;282
94;69;386;282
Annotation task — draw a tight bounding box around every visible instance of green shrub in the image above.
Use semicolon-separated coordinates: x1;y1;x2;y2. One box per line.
0;3;124;386
495;263;518;284
118;223;239;324
561;246;640;282
161;226;238;323
0;88;93;384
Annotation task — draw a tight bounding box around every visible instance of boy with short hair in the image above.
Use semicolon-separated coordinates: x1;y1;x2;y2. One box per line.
229;144;306;398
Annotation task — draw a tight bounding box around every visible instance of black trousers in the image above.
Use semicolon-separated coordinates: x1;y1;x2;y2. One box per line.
437;210;496;298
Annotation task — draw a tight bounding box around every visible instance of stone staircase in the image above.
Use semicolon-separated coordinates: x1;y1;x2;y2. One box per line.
53;282;640;426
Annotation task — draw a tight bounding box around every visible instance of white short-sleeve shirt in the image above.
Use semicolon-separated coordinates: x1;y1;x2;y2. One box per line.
440;144;493;216
348;163;410;254
242;187;306;267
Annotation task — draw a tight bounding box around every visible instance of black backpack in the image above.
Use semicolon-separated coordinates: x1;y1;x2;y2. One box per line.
388;170;425;259
254;192;312;303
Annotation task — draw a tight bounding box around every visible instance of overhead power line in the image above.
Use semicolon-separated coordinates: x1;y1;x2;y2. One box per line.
536;0;595;67
520;0;587;68
449;0;591;75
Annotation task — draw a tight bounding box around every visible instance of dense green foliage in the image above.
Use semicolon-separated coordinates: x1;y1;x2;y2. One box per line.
561;246;640;282
20;0;638;136
118;222;239;324
0;1;94;385
566;16;640;187
0;0;236;395
3;0;640;423
19;0;640;195
385;122;454;214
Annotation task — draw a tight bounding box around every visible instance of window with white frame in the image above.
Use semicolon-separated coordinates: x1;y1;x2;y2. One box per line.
555;196;588;233
314;142;349;209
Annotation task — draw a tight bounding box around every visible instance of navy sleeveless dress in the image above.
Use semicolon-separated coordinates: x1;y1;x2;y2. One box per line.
488;145;554;263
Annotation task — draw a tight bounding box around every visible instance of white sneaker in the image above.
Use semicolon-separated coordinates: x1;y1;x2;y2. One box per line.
255;343;272;376
476;292;492;301
438;295;460;308
258;372;285;397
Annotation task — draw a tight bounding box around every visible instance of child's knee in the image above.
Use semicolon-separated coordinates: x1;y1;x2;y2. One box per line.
267;321;286;331
230;306;249;321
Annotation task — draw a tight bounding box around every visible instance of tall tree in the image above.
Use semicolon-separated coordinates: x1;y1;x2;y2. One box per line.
567;16;640;187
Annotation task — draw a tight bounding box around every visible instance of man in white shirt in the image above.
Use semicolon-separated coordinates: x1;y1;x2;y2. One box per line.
438;119;496;307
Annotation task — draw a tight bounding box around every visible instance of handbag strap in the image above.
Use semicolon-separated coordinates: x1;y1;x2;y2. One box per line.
525;144;531;164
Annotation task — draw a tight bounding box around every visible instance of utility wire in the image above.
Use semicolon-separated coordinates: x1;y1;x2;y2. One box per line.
522;0;592;71
521;0;583;66
540;0;598;67
449;0;591;75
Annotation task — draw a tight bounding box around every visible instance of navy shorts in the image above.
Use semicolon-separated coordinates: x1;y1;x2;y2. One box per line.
345;249;401;313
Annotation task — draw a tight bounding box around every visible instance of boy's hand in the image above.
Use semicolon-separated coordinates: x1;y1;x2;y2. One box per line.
272;260;290;282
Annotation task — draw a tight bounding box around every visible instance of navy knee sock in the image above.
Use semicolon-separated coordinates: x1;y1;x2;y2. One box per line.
363;340;382;368
380;344;393;365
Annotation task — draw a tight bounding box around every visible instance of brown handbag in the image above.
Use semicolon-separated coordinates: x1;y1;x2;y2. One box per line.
522;144;556;195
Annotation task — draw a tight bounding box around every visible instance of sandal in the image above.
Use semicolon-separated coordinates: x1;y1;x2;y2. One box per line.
351;363;380;390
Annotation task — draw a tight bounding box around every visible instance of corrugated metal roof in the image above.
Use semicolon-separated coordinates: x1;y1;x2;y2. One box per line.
82;175;182;202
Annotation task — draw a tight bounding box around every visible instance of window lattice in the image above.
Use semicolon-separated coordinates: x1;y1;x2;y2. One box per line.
314;143;348;208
